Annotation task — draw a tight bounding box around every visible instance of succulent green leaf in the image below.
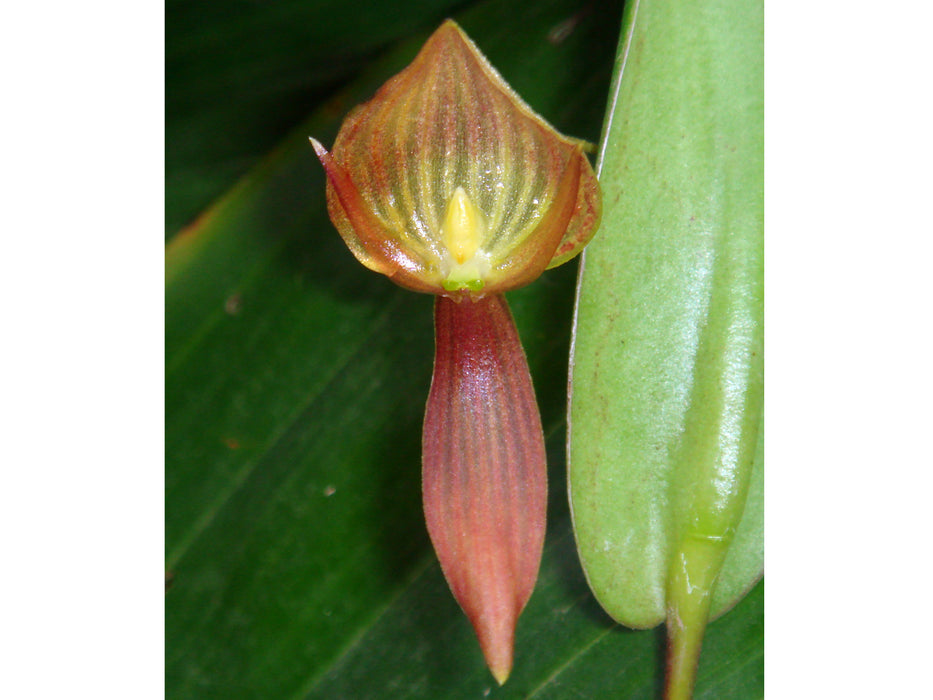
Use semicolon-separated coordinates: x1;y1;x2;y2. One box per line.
568;0;764;640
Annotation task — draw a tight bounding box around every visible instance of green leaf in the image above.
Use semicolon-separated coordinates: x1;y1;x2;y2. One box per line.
166;0;762;697
567;0;763;691
166;0;470;237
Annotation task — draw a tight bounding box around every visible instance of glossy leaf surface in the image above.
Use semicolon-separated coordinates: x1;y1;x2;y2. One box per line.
166;0;762;696
568;0;764;635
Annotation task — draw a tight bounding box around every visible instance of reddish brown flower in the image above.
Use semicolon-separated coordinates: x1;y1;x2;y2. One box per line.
311;20;600;298
311;19;601;683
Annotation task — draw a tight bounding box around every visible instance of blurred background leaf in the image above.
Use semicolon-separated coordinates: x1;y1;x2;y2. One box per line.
166;0;471;236
165;0;762;697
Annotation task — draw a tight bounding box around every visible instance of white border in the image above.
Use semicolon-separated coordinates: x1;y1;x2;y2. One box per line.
2;2;164;697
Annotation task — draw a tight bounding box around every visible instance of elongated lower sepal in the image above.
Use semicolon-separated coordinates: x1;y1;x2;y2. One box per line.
422;294;547;684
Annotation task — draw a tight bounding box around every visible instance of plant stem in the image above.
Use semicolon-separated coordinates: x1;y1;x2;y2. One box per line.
664;535;729;700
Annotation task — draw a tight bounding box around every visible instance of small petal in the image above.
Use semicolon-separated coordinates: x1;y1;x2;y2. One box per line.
310;138;442;293
423;294;547;683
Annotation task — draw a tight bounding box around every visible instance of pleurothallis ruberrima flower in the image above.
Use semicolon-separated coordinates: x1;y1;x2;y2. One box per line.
310;19;601;684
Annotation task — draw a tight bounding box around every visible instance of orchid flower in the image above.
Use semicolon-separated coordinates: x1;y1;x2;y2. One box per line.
311;20;601;683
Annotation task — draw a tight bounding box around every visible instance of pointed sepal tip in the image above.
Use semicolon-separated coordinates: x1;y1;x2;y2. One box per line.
491;662;511;687
309;136;327;159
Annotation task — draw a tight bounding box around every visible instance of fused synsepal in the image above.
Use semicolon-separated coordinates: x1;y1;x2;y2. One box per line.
422;294;547;683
